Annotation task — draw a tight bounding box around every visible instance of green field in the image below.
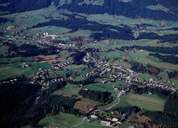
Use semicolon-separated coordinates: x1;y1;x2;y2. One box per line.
86;83;114;93
128;50;178;71
53;84;81;96
118;93;166;111
0;61;51;80
38;113;107;128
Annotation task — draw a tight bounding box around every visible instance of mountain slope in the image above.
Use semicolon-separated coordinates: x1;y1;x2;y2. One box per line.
0;0;51;12
0;0;178;21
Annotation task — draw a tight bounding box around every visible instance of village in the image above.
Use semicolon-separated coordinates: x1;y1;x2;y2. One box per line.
0;32;177;128
0;29;178;128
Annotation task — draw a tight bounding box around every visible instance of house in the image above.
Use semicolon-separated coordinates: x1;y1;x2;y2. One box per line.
91;115;98;119
111;118;118;122
100;121;111;127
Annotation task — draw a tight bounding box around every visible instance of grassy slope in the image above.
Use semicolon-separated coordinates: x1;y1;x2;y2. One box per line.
38;112;107;128
86;83;114;93
118;93;166;111
53;84;81;96
0;62;51;80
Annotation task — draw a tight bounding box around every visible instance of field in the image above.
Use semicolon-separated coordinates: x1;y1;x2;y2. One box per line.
85;83;115;93
118;93;166;111
38;113;107;128
0;61;51;80
53;84;81;96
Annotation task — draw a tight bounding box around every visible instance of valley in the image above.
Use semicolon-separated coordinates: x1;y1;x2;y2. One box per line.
0;0;178;128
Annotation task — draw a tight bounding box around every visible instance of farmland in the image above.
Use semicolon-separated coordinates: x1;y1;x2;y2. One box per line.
118;93;166;111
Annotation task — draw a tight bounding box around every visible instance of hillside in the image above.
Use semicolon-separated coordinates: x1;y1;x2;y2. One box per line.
1;0;178;18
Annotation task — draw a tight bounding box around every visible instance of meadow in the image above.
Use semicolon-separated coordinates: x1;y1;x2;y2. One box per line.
38;112;107;128
118;93;166;111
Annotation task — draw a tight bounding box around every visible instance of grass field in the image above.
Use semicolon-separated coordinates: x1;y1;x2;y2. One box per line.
99;50;124;62
138;73;155;82
0;45;8;57
0;61;51;80
118;93;166;111
86;83;114;93
38;113;107;128
53;84;81;96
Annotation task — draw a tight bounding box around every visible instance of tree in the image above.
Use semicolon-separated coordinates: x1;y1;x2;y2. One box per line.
164;91;178;118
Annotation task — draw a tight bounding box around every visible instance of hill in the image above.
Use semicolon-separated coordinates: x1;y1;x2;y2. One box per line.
0;0;178;21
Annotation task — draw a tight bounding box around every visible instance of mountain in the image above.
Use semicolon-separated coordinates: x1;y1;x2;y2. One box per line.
1;0;178;21
0;0;51;12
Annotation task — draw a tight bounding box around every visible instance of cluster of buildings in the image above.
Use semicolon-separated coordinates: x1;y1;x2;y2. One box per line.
144;78;176;92
53;61;72;70
31;68;64;89
0;78;17;85
81;59;176;100
87;109;128;127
